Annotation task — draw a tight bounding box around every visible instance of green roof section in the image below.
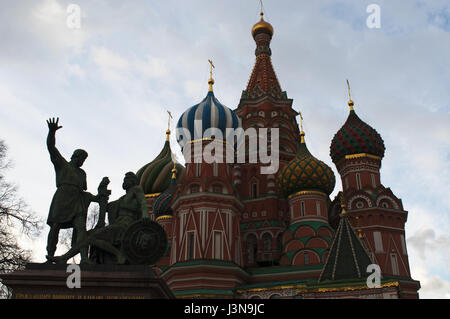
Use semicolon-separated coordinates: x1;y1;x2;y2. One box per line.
319;213;373;282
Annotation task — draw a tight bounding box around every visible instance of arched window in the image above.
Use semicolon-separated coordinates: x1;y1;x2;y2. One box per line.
391;253;399;275
251;182;258;199
246;234;258;264
212;184;223;194
356;173;361;190
262;233;272;252
190;184;200;194
304;252;310;265
213;162;218;177
196;163;201;177
277;233;283;251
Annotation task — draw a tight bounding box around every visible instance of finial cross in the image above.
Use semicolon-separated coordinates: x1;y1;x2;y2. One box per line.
208;59;215;79
346;79;352;101
167;110;173;131
299;111;304;132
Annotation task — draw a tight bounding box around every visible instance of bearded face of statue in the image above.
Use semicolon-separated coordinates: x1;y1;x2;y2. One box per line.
71;149;88;168
122;172;138;190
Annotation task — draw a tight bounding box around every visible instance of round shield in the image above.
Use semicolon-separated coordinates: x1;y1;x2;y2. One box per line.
122;218;168;265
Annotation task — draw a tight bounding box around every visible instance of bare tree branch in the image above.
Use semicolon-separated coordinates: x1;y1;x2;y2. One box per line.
0;140;44;298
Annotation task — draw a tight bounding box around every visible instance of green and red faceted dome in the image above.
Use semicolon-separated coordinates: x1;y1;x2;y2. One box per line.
330;102;385;163
136;132;185;195
277;133;335;196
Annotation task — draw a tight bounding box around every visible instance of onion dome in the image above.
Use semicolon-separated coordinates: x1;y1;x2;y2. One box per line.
136;130;185;195
251;12;274;38
176;73;240;146
330;100;385;164
153;166;177;219
277;131;336;196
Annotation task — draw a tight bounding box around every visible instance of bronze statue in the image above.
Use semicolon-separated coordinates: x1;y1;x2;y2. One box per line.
45;118;99;264
48;172;151;264
45;118;167;265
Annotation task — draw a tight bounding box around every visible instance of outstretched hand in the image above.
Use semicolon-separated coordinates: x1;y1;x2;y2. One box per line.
47;117;62;132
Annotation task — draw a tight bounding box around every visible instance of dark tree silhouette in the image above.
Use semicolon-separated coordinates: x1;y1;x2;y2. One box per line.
0;140;43;298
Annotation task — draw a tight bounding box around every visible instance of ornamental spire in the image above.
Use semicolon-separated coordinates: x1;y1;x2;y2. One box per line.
166;110;173;141
346;79;355;111
245;10;283;100
259;0;264;18
299;111;305;144
208;59;215;92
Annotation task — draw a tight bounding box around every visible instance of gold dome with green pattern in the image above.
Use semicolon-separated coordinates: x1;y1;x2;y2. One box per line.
277;133;335;196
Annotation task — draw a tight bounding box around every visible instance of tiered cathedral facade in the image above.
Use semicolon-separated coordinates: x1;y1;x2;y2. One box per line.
135;13;420;299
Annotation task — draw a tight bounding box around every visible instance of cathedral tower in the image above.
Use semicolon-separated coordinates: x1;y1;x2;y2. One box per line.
277;117;335;268
329;87;418;296
235;12;300;267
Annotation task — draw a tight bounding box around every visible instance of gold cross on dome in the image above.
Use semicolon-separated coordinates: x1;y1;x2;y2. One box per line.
166;110;173;141
346;79;352;101
346;79;354;110
208;59;215;91
167;110;173;130
299;111;304;132
208;59;215;79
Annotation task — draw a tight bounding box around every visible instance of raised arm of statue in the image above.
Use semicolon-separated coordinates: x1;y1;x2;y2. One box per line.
46;117;64;168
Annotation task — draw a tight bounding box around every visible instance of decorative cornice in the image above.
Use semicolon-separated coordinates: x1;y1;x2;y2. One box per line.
156;215;173;222
288;190;326;200
296;281;399;294
145;192;161;198
236;283;307;294
345;153;382;160
188;137;228;144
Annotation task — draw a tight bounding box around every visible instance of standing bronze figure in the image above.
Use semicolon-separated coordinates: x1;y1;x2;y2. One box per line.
45;118;98;264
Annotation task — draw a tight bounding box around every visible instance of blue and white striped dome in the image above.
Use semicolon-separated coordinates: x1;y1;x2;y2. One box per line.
176;91;241;146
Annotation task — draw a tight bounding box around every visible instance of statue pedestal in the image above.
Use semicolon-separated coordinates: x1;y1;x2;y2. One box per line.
0;263;174;299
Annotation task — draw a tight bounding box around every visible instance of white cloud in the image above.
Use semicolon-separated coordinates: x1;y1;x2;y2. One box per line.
136;56;168;78
408;228;450;267
411;266;450;299
65;63;85;79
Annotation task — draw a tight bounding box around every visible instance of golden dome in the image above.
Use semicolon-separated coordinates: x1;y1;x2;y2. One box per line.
251;12;274;38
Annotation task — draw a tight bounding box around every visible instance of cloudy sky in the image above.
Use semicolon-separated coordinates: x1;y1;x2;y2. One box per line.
0;0;449;298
